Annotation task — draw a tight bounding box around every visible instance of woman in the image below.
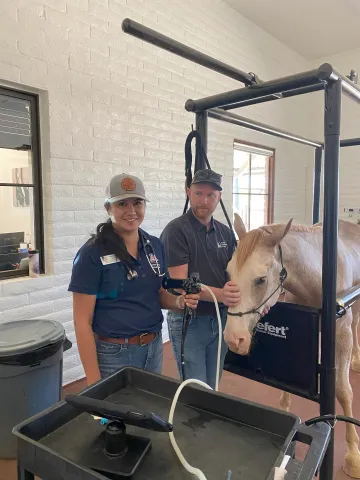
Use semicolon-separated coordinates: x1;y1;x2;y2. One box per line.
68;173;199;385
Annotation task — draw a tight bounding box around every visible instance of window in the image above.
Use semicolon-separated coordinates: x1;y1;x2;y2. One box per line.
233;141;274;232
0;88;44;279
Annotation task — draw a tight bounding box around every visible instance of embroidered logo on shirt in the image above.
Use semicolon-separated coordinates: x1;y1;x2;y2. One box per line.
148;253;161;270
149;253;158;266
217;241;228;248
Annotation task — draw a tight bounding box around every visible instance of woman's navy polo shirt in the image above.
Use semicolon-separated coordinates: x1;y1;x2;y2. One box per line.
68;231;167;338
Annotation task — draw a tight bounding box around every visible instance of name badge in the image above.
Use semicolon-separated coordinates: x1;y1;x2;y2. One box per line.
100;255;120;265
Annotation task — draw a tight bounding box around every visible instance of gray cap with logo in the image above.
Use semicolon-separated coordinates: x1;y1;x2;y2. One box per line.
105;174;149;204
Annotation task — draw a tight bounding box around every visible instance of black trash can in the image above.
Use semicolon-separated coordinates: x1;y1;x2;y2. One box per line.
0;319;72;459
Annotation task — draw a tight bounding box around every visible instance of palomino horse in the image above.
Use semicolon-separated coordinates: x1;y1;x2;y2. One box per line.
224;214;360;478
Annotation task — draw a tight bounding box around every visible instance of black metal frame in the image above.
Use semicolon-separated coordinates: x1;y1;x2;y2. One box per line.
0;87;44;280
122;18;360;480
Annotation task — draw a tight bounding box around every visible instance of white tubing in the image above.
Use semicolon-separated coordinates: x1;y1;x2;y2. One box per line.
274;455;291;480
169;379;212;480
200;284;223;392
168;284;224;479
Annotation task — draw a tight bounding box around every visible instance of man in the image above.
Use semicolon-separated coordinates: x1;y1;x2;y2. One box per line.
160;168;241;389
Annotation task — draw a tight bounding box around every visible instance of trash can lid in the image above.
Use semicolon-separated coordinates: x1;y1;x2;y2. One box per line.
0;319;65;358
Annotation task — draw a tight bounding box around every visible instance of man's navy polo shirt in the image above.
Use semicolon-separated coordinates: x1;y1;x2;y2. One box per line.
160;209;237;315
68;230;166;338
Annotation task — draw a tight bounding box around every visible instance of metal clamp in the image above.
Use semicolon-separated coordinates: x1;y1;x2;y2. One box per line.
282;422;331;479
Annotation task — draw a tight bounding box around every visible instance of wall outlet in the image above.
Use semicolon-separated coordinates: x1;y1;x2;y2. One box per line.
344;207;360;213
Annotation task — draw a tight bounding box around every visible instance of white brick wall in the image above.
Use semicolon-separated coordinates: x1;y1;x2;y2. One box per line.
0;0;315;384
308;50;360;225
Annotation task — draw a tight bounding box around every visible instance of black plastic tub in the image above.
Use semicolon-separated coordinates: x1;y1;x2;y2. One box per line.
13;367;330;480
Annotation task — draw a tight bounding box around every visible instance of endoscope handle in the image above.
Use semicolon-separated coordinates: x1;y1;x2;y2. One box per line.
65;394;173;432
162;272;201;294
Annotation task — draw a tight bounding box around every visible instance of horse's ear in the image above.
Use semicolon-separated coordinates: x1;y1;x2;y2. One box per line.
234;213;247;239
266;218;293;247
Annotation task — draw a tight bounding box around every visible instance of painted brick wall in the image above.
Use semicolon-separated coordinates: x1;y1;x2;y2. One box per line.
0;0;314;384
308;51;360;225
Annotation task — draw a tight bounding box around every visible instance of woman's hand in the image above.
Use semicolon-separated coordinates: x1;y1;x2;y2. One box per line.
178;292;200;310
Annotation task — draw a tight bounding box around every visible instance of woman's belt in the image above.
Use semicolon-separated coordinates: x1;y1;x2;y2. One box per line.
95;332;157;346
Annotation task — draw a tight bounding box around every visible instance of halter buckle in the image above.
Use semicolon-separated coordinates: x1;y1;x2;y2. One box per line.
280;268;287;282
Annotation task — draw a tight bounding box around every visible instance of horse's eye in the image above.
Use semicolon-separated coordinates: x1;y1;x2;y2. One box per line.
255;277;266;286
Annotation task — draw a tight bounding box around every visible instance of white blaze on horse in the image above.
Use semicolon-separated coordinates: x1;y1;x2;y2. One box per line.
224;214;360;478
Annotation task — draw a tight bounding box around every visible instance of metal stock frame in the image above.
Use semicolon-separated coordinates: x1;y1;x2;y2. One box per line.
122;18;360;479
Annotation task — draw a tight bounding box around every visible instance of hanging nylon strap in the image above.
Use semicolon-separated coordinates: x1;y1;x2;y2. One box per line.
183;129;237;246
183;129;202;214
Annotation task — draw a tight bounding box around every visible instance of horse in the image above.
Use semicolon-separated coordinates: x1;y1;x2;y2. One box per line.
223;214;360;478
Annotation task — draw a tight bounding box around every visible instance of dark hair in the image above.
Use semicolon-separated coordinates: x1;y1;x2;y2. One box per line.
91;218;134;266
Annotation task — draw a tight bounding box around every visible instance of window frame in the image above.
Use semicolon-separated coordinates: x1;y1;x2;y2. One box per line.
233;139;275;229
0;87;44;281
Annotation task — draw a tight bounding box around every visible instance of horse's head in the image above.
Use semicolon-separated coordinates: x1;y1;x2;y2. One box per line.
223;214;292;355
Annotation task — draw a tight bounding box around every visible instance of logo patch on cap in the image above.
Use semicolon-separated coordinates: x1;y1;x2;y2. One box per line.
121;177;136;191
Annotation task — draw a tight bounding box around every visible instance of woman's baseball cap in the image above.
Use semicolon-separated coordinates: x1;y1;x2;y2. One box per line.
105;174;149;204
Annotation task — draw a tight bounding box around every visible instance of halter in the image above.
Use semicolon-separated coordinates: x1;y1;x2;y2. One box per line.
227;244;287;318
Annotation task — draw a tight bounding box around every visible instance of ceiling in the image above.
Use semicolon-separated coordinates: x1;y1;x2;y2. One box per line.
224;0;360;60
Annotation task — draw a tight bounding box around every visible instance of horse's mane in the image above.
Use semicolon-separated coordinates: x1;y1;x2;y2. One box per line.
236;228;267;269
235;223;318;269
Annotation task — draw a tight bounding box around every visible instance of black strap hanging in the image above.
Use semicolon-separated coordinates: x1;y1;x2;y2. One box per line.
183;129;237;246
183;129;202;214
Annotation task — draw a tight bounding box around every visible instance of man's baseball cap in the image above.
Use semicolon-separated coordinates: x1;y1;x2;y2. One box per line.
105;174;149;204
190;168;222;191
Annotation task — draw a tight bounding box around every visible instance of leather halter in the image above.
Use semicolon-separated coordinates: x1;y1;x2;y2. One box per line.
227;244;287;318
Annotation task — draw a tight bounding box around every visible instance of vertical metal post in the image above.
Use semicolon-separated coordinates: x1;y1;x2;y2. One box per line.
195;111;208;171
312;146;322;224
320;79;342;480
17;463;35;480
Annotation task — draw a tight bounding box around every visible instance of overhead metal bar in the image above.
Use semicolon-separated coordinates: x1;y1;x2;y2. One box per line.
185;68;325;112
208;108;322;148
121;18;263;87
340;137;360;147
222;84;325;110
317;63;360;104
186;63;360;112
337;284;360;315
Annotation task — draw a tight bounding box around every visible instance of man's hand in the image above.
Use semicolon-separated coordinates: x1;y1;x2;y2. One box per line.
222;281;241;307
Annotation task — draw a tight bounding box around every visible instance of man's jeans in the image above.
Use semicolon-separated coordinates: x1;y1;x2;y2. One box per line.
95;332;163;378
167;309;228;389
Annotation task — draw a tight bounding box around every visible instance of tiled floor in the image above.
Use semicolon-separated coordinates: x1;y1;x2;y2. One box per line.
1;341;360;480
